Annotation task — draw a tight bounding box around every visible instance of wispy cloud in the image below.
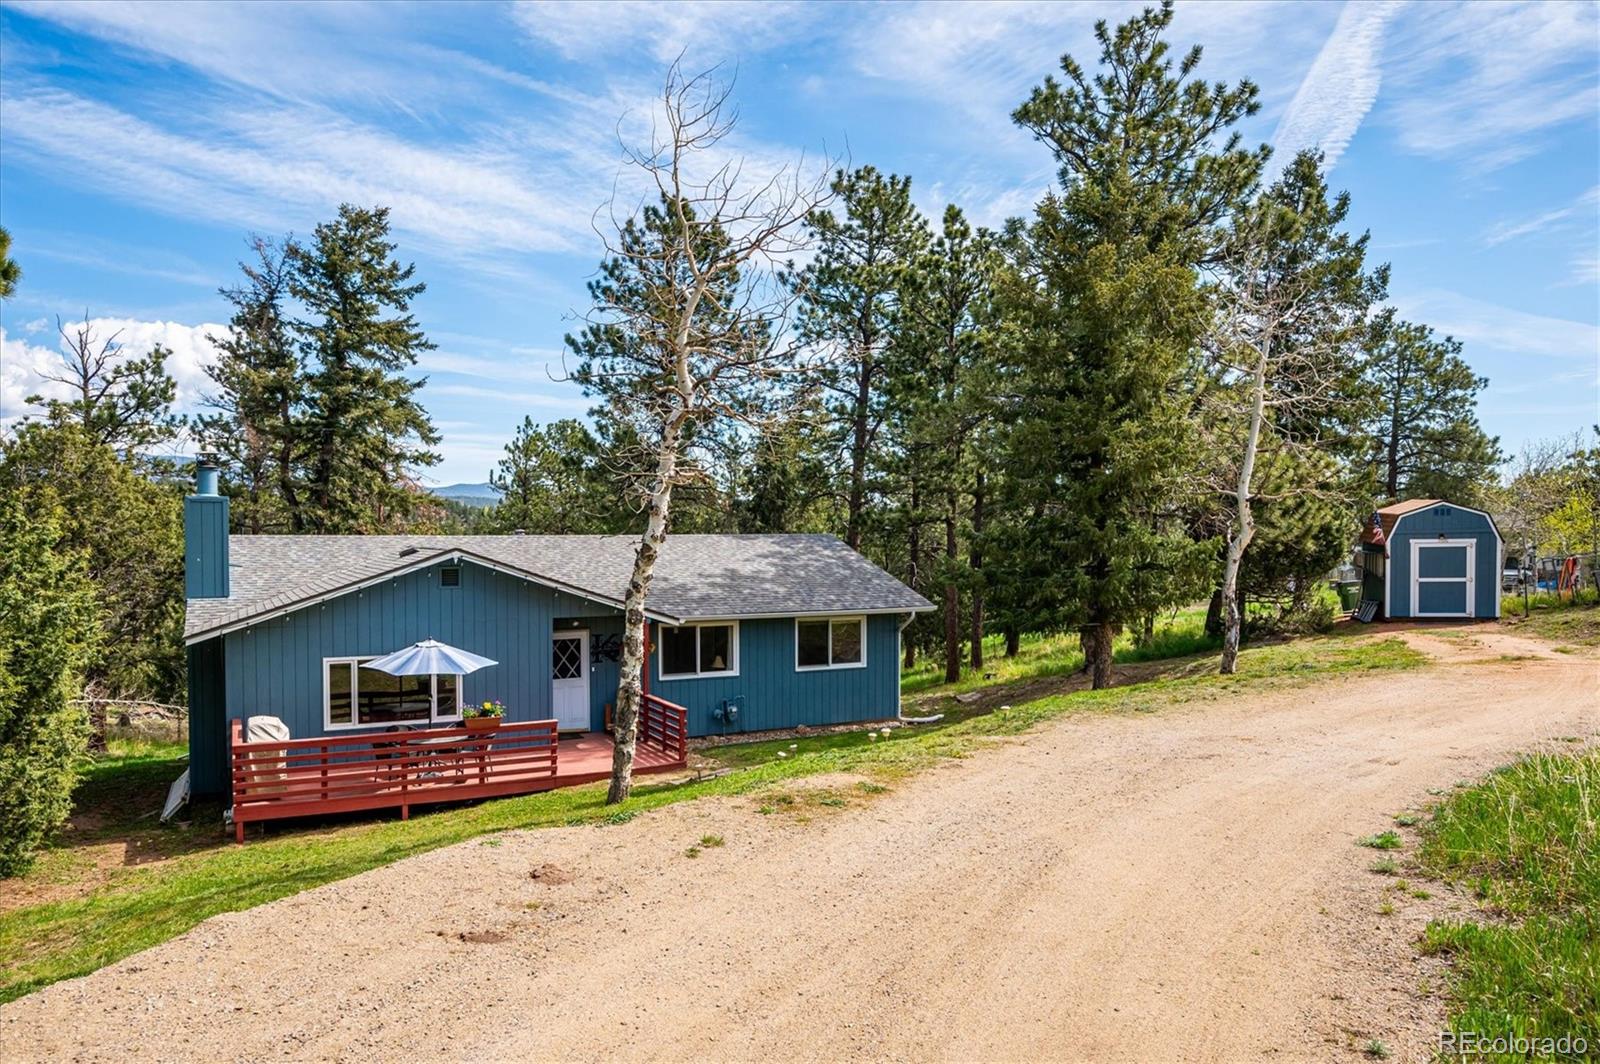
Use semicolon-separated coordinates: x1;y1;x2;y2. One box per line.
427;382;590;412
1483;186;1599;247
512;1;815;65
0;88;602;263
1393;289;1600;361
1381;2;1599;170
417;350;565;384
1270;1;1402;170
23;237;222;289
10;0;529;112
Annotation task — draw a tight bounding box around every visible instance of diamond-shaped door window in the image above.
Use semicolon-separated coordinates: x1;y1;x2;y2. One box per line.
552;638;583;680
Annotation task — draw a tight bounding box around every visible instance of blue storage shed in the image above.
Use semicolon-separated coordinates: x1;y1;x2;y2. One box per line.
1357;499;1503;620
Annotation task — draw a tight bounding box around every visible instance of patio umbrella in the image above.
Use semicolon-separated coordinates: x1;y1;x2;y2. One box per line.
364;639;498;676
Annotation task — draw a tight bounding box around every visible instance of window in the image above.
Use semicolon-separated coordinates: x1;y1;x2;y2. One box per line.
324;658;463;729
657;622;738;679
796;616;867;670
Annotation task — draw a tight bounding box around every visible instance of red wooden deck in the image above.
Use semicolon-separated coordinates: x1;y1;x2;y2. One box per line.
228;695;688;841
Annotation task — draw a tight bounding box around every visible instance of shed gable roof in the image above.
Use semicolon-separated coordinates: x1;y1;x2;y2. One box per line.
185;534;933;642
1375;498;1442;539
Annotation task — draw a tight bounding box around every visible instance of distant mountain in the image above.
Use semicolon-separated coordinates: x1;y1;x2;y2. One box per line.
432;482;501;509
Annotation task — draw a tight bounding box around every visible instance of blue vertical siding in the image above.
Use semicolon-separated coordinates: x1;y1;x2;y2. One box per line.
220;563;592;737
1386;503;1501;618
650;615;901;736
187;637;227;795
192;558;909;789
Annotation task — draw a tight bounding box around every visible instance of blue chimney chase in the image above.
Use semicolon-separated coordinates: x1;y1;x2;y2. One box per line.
185;456;230;599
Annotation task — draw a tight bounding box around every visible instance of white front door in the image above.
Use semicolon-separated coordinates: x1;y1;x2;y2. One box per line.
551;631;591;731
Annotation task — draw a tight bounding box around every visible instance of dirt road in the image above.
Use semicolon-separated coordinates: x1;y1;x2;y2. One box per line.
3;631;1595;1063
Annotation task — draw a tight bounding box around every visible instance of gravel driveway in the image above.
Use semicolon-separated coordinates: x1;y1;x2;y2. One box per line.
3;631;1595;1063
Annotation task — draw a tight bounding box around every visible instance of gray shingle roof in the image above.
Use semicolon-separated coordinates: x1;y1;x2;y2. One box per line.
185;534;932;640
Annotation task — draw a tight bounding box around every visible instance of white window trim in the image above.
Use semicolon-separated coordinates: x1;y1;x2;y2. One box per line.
1410;539;1476;618
794;615;868;672
656;620;740;681
322;656;465;731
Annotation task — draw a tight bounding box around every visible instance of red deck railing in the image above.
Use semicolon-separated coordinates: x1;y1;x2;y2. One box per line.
640;694;688;761
229;718;559;842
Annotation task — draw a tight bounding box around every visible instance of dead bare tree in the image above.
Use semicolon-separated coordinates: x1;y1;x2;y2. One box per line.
30;314;181;451
566;63;833;803
1204;151;1383;673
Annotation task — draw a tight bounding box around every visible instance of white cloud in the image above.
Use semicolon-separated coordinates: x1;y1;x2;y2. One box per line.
0;319;225;430
1270;1;1402;171
1381;2;1600;169
1393;289;1600;361
0;328;68;429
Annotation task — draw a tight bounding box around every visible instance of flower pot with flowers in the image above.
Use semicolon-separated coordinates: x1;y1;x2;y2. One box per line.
462;700;505;731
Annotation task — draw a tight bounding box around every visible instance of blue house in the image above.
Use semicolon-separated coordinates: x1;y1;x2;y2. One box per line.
1356;499;1503;620
184;464;932;798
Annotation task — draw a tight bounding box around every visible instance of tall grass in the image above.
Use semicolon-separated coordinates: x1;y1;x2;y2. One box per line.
1501;587;1600;648
1417;751;1599;1055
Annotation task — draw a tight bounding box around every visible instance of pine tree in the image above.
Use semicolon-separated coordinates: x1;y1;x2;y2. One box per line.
793;166;929;551
290;205;440;532
890;205;999;682
0;225;21;299
1001;1;1265;688
489;417;619;533
196;237;303;532
0;424;185;703
1362;310;1502;504
0;490;98;875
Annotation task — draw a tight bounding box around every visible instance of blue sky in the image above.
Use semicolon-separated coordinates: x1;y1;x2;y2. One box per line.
1;0;1596;485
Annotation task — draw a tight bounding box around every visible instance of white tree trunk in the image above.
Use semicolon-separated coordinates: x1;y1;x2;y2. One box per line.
1220;337;1270;675
607;420;681;804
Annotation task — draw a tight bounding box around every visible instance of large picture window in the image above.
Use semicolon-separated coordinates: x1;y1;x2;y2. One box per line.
795;616;866;670
324;658;462;729
658;622;738;679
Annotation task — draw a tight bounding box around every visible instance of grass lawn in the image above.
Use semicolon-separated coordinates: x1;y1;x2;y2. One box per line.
1416;750;1599;1058
0;632;1423;1004
1500;589;1600;649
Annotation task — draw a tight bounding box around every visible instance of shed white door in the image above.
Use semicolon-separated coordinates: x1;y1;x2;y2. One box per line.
551;631;590;731
1412;540;1475;618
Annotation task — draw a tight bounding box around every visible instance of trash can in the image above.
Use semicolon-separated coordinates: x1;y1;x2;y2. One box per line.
1337;581;1361;612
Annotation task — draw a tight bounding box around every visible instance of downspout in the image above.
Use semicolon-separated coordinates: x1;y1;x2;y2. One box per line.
897;613;945;724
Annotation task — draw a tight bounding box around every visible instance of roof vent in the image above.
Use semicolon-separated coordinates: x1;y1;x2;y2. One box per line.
441;566;461;588
399;545;419;557
512;529;526;536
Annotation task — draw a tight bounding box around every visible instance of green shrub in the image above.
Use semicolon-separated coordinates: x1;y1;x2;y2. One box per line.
1286;586;1341;634
0;494;99;876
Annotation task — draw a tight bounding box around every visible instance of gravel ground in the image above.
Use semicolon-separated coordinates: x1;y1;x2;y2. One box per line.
3;629;1594;1063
